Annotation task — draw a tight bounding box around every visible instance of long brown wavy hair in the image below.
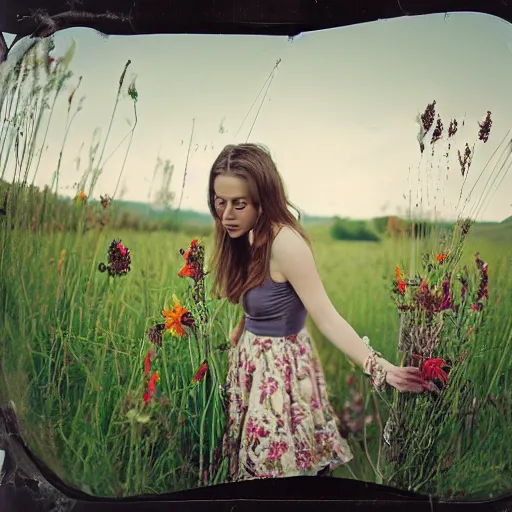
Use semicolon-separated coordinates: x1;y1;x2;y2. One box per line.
208;143;310;305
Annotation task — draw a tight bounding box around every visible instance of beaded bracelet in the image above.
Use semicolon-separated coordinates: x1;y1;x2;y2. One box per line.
362;336;388;392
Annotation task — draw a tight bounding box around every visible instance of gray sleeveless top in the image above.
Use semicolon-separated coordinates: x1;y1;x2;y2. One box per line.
243;278;307;337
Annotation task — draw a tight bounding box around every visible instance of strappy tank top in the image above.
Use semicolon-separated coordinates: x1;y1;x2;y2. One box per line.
242;278;307;337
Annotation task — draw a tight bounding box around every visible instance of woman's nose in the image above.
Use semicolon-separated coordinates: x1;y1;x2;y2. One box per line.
223;204;236;221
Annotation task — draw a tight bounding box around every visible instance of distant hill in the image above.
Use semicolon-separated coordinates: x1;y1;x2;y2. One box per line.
112;200;335;226
502;215;512;224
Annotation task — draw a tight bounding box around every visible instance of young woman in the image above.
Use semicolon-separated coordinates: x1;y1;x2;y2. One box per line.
207;143;425;482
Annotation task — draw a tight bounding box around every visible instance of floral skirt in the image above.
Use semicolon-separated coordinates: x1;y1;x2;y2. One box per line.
222;327;354;481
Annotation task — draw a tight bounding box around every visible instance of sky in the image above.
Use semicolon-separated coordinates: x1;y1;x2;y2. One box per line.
2;12;512;222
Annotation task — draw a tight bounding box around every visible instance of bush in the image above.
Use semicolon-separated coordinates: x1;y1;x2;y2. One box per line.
330;217;380;242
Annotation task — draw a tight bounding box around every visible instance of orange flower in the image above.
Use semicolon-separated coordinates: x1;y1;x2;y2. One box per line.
437;253;447;263
76;190;87;203
395;266;407;295
178;264;195;278
162;294;194;336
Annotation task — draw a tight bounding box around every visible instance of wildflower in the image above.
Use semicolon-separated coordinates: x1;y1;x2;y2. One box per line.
395;266;407;295
415;277;455;313
458;143;472;177
178;238;205;281
436;253;447;263
147;323;165;346
143;371;160;404
148;371;159;394
162;295;195;336
431;116;444;144
144;350;154;374
98;239;131;277
460;219;472;238
420;358;449;386
128;78;138;103
469;253;488;312
100;194;112;209
478;111;492;143
457;268;469;300
192;360;208;384
439;274;456;312
448;119;458;137
421;101;436;134
347;375;355;386
474;253;489;301
76;191;87;204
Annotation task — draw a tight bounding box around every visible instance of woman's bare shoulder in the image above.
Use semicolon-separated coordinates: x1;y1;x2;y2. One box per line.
271;225;307;256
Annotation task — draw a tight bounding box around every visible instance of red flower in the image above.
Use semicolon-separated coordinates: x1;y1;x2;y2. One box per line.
395;266;407;295
437;253;447;263
144;350;154;374
192;360;208;383
148;371;160;395
143;371;160;404
178;238;204;281
421;358;449;386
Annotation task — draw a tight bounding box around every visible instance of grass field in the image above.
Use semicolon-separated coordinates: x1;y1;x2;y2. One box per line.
1;215;511;499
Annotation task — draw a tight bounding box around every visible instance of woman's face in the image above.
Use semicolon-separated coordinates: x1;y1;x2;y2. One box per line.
213;174;259;238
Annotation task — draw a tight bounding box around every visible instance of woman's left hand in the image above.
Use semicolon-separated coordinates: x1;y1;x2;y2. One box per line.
385;365;426;393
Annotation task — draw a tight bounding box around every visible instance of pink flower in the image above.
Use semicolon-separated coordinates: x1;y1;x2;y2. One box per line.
246;418;269;444
267;441;288;461
259;376;279;404
295;440;313;470
253;338;273;352
291;403;307;432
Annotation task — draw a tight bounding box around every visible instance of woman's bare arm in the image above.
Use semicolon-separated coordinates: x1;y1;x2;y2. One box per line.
271;226;424;393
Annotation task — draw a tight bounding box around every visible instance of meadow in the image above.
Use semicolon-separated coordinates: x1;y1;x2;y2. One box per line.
0;36;511;502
